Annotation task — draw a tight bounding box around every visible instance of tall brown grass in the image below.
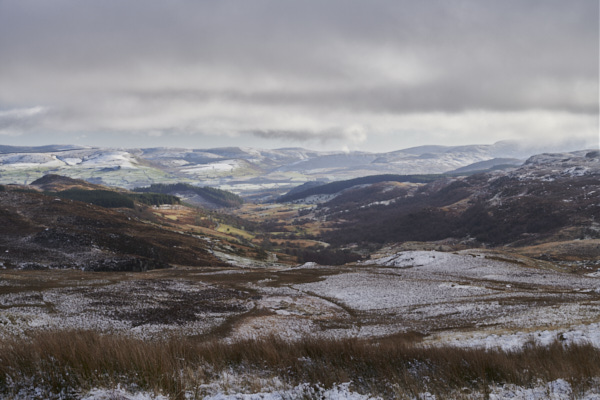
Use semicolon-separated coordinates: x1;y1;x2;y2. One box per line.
1;330;599;399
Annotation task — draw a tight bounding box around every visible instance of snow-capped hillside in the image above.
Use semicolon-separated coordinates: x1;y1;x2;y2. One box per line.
0;142;590;197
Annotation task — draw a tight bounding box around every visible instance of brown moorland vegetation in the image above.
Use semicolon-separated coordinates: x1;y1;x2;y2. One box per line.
1;330;599;399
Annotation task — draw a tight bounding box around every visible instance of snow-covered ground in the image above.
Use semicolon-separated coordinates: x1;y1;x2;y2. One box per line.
0;278;253;340
77;383;379;400
0;150;140;170
43;379;600;400
0;153;65;169
3;250;600;348
4;249;600;399
181;160;241;175
77;151;139;169
287;250;600;346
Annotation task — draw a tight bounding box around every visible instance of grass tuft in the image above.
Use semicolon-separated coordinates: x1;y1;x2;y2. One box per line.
1;330;599;398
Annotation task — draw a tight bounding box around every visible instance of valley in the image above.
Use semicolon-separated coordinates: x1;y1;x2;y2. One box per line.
1;146;600;399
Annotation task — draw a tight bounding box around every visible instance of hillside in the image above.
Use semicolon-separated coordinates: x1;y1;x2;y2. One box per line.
134;183;243;209
30;174;105;191
252;150;600;268
276;174;443;203
0;140;578;198
0;185;226;271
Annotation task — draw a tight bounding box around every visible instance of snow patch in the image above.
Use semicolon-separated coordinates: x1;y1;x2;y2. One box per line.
202;383;379;400
82;387;168;400
80;151;139;169
431;322;600;351
60;157;83;166
363;250;463;268
182;160;240;174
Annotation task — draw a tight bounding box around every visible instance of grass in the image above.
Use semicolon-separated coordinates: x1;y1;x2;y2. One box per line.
1;330;600;399
216;223;255;240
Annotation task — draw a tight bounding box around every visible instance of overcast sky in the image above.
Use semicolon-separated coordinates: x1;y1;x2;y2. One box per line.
0;0;598;152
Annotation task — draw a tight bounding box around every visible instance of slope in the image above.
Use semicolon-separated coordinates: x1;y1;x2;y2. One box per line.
0;186;225;271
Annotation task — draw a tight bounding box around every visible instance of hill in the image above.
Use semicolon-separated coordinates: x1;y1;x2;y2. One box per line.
445;157;523;174
0;140;581;198
134;183;243;209
30;174;104;191
30;174;181;208
277;174;443;203
271;150;600;268
0;185;225;271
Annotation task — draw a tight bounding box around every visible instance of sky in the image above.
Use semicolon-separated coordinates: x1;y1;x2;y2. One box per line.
0;0;598;152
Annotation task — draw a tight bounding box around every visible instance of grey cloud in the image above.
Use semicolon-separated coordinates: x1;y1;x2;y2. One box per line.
248;126;366;144
0;107;48;133
0;0;597;149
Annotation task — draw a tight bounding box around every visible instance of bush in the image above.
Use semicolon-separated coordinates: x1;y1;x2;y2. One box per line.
52;189;134;208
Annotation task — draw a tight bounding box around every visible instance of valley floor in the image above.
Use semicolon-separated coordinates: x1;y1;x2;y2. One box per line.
2;249;600;398
3;249;600;346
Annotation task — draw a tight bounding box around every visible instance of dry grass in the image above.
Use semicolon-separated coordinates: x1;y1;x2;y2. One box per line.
1;330;600;399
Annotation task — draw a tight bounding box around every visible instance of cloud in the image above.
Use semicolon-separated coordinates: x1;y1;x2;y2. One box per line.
249;125;367;144
0;0;597;150
0;107;48;135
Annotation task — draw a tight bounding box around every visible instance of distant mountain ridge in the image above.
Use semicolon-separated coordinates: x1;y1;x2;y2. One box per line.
277;174;443;203
0;141;590;198
304;149;600;250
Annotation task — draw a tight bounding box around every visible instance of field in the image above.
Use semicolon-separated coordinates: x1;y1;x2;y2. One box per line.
3;248;600;398
3;249;600;344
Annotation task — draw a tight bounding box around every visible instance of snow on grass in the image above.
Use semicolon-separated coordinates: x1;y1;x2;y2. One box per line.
200;382;379;400
82;387;169;400
181;160;240;174
79;151;139;169
212;251;284;269
78;383;381;400
0;153;64;169
486;378;599;400
19;380;600;400
363;250;463;268
0;279;252;340
4;249;600;349
363;250;600;290
295;271;497;311
289;250;600;343
430;322;600;352
230;292;348;341
421;380;600;399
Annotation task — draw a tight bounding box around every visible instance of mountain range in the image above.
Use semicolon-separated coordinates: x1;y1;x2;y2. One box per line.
0;140;580;199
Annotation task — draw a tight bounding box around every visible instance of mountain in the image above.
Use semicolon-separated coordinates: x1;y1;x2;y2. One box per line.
276;174;442;203
286;150;600;267
0;182;225;271
0;141;576;198
446;158;522;174
30;174;106;191
133;183;244;209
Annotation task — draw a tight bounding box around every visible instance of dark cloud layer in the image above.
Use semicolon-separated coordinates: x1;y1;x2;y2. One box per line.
0;0;597;150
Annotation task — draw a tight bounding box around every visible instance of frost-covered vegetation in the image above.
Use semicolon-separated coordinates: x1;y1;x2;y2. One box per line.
2;331;600;399
3;248;600;398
